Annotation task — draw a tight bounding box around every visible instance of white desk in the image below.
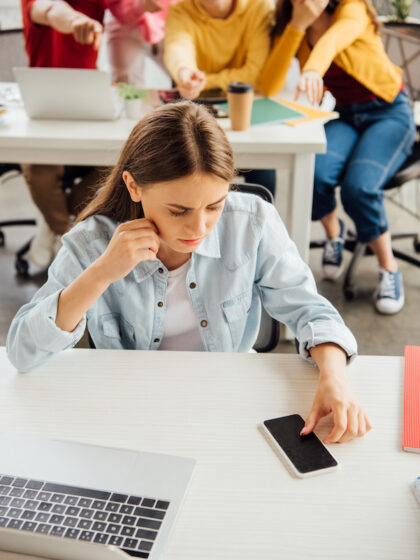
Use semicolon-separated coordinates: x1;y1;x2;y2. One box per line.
0;90;326;262
0;348;419;559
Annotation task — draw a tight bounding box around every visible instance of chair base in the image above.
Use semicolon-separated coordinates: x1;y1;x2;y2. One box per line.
310;230;420;300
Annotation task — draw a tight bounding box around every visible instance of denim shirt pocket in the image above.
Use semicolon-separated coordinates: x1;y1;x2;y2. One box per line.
100;313;136;349
221;290;252;349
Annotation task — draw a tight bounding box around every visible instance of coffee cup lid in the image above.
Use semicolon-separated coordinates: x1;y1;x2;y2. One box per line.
227;81;253;94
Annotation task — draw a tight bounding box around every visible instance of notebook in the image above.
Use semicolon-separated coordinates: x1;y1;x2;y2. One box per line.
403;345;420;453
0;433;195;559
219;98;305;127
277;99;339;126
13;67;123;120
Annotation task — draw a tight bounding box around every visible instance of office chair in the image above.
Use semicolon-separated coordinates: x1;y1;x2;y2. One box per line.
310;137;420;299
88;183;280;352
231;182;280;352
0;166;36;275
1;165;97;276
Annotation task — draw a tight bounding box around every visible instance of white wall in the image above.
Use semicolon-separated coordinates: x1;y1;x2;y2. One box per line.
0;0;21;30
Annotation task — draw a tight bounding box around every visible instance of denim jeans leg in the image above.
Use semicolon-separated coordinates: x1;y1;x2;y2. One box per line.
339;97;416;243
312;119;359;221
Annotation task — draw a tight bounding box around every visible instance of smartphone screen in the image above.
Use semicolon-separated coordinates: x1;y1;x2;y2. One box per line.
263;415;338;476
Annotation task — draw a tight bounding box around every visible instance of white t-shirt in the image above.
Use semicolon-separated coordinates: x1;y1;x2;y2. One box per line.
159;259;205;351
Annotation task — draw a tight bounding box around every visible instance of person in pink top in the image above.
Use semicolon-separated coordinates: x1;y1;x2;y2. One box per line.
105;0;175;86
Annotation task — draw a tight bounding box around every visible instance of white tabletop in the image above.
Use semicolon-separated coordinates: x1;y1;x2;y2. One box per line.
0;348;419;559
0;82;326;165
0;102;326;167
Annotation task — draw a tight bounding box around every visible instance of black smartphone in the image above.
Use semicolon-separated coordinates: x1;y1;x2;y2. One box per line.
262;414;339;478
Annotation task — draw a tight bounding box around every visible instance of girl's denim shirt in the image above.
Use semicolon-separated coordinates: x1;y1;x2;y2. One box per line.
7;192;357;371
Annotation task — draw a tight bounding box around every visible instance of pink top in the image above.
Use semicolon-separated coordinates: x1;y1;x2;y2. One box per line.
106;0;175;44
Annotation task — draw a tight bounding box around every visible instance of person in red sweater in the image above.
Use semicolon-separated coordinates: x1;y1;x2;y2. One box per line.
20;0;105;268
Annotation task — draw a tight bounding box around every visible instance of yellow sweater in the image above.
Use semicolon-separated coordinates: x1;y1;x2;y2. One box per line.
261;0;402;102
164;0;274;92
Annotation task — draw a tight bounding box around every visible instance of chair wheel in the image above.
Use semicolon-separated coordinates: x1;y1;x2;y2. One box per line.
414;238;420;253
0;231;4;247
15;257;29;277
344;286;356;300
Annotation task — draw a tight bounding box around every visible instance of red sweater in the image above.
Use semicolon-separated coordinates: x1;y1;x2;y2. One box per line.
21;0;105;68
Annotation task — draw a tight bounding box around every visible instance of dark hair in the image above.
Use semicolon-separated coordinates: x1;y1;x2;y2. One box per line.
76;102;235;224
272;0;381;37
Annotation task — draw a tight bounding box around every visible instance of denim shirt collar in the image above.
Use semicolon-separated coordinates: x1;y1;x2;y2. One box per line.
132;260;161;283
132;225;221;283
195;225;221;258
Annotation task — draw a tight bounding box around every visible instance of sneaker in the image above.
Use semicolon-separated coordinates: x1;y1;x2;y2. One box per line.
27;210;56;269
322;219;346;280
374;268;404;315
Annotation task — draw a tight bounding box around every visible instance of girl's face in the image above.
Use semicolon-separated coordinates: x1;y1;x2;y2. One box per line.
124;171;230;257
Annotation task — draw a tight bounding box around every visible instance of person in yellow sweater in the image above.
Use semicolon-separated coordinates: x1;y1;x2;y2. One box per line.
164;0;273;98
164;0;276;193
261;0;416;315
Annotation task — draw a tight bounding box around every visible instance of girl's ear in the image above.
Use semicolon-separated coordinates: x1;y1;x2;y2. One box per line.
122;171;142;203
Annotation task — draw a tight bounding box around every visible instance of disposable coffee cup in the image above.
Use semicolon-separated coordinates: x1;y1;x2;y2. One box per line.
227;82;254;131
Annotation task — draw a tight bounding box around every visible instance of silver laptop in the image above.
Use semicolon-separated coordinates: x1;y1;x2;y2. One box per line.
0;433;195;559
13;67;122;120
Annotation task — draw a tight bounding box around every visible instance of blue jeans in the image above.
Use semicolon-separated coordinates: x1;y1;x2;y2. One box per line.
312;90;416;243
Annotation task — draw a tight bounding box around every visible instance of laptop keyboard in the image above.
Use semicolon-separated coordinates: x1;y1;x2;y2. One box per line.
0;474;170;558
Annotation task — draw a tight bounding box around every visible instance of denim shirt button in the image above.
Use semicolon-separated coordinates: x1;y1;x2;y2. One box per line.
154;338;160;343
158;268;164;274
189;282;196;289
200;320;208;328
157;301;163;307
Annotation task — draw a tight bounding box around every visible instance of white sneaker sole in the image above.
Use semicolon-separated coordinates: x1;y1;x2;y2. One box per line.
374;295;405;315
323;262;345;280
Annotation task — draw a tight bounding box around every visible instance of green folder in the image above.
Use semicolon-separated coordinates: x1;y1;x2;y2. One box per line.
219;98;305;126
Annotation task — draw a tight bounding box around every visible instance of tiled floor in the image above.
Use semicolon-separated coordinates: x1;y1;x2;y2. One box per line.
0;172;419;356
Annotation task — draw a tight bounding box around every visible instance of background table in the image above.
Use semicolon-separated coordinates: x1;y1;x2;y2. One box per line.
0;88;326;262
0;348;419;559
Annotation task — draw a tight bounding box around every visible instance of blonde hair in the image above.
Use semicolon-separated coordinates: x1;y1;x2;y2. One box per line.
76;102;235;224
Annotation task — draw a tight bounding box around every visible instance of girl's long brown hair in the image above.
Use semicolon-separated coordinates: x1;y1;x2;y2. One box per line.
76;101;235;224
272;0;381;37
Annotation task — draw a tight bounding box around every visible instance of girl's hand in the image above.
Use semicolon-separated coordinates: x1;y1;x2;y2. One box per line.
71;15;103;50
301;371;372;443
290;0;329;31
95;219;160;284
295;70;323;105
177;67;207;100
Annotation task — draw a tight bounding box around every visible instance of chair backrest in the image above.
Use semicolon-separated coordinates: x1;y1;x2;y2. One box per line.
231;182;274;204
230;182;279;353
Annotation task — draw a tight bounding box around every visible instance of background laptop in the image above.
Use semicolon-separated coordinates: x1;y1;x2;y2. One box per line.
0;433;195;559
13;67;122;120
